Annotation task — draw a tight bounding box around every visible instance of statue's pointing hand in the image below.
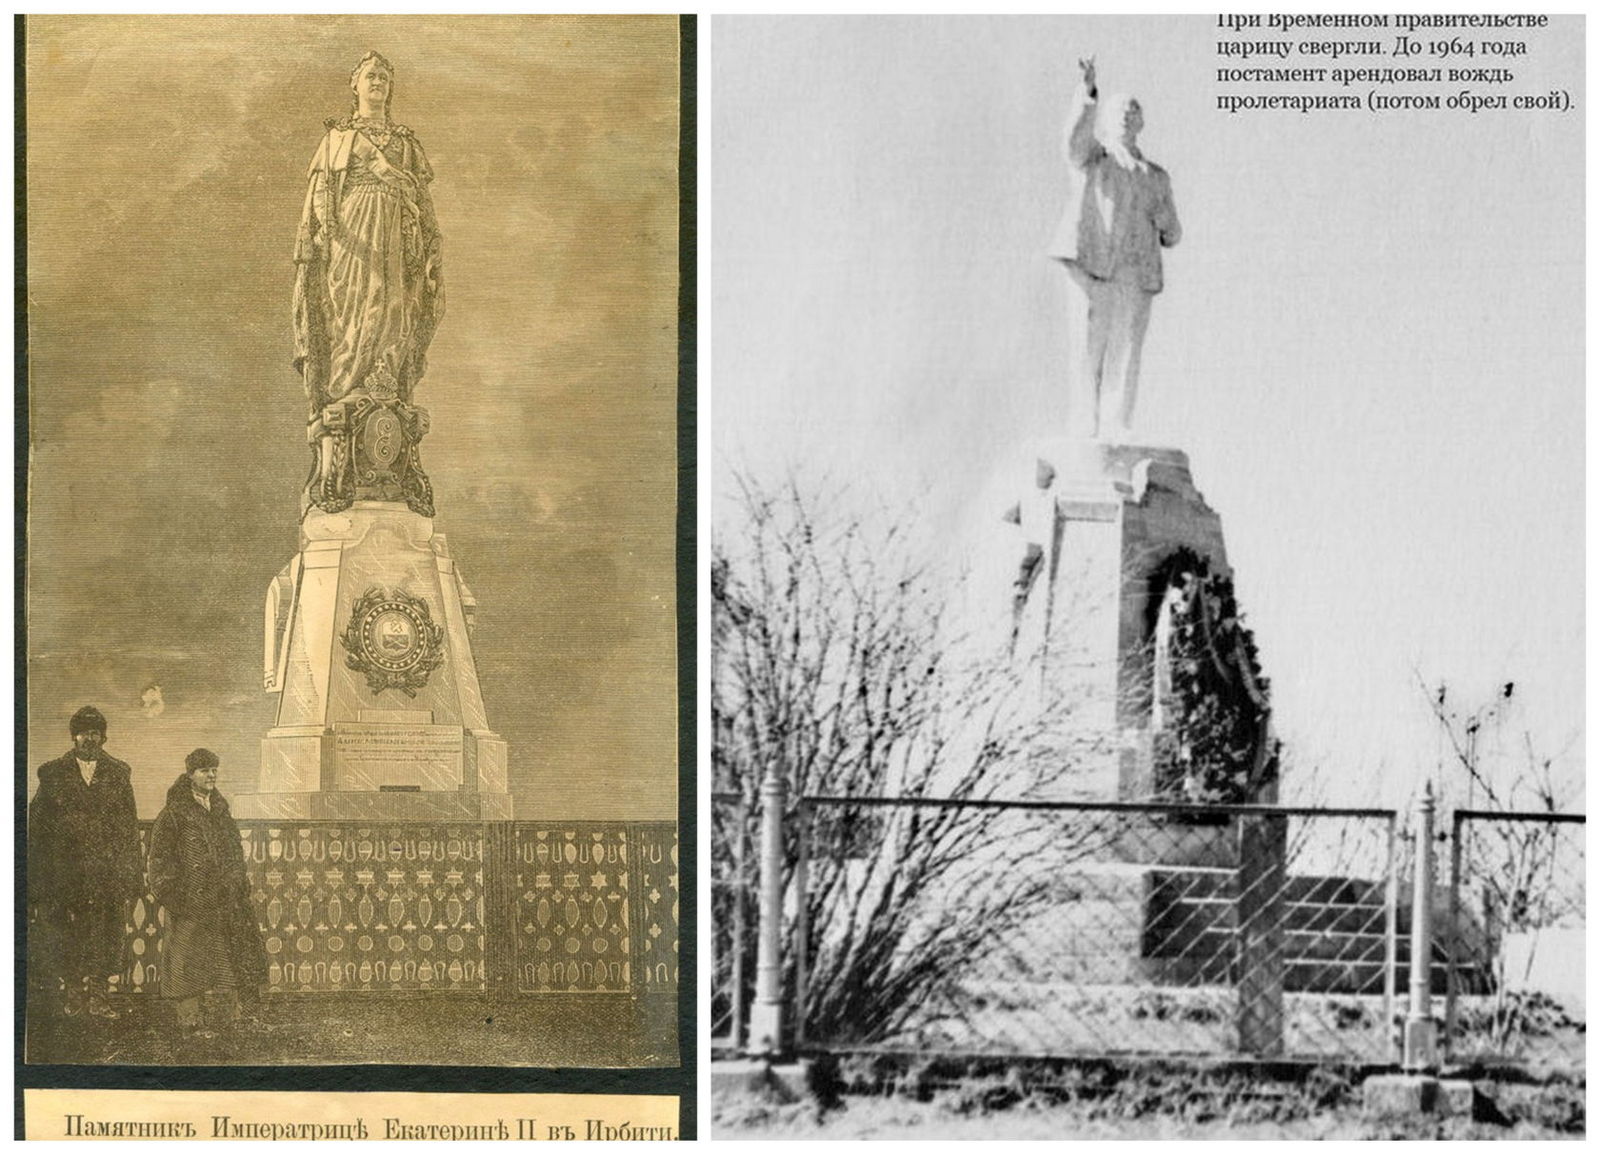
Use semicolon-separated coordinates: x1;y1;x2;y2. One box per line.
1079;56;1098;98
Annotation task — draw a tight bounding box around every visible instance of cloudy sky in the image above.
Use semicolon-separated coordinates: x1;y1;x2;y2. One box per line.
26;15;680;819
713;15;1584;809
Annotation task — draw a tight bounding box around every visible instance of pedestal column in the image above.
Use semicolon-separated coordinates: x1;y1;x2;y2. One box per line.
241;501;511;821
1006;438;1229;801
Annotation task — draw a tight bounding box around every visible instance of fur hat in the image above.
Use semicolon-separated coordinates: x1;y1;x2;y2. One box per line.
185;748;221;773
69;706;107;737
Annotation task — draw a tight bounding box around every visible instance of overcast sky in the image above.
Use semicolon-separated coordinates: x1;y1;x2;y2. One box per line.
712;15;1584;810
27;15;680;819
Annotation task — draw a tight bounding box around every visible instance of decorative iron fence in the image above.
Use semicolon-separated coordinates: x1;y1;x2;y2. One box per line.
89;821;677;999
1444;810;1585;1075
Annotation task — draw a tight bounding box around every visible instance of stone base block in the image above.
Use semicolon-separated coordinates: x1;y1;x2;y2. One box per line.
230;789;514;821
766;1062;814;1102
1362;1074;1478;1117
1013;862;1233;986
709;1059;812;1107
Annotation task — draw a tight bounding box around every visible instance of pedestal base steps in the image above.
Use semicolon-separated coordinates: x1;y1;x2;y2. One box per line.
231;788;512;821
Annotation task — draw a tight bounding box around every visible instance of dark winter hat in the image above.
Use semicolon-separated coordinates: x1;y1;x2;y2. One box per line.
69;706;108;737
185;748;221;773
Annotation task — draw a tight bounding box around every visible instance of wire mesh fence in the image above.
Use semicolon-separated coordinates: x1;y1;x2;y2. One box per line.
782;797;1400;1063
1445;811;1585;1075
712;784;1588;1074
711;792;753;1052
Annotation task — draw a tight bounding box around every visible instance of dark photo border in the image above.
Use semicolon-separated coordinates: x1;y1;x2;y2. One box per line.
12;12;697;1139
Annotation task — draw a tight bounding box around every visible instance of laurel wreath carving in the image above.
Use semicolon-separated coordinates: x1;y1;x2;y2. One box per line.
341;586;446;697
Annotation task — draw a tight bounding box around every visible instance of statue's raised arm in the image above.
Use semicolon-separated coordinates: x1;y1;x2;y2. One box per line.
1046;59;1180;442
1064;57;1100;168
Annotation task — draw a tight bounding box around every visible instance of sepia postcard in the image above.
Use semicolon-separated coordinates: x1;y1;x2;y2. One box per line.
710;13;1583;1139
19;12;686;1125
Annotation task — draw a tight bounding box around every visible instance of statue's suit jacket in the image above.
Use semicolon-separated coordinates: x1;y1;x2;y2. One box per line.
1047;82;1181;294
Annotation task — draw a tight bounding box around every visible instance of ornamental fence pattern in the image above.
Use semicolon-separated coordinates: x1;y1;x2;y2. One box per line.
631;822;681;995
104;821;677;998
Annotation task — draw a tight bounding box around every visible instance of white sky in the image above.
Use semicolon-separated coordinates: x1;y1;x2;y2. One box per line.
711;15;1585;810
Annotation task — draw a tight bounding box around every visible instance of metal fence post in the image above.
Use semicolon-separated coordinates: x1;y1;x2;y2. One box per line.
748;761;788;1057
1402;781;1438;1072
1444;811;1465;1061
1235;813;1286;1057
1382;811;1399;1059
484;821;516;1002
730;794;748;1052
795;800;811;1050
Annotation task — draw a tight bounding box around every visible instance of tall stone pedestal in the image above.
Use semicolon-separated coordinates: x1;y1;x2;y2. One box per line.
1004;438;1230;802
237;501;511;821
997;438;1286;1052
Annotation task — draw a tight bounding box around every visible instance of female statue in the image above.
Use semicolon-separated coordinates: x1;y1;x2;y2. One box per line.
292;51;443;510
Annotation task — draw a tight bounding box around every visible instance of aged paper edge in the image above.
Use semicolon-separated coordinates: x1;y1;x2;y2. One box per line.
25;1089;679;1141
14;14;697;1128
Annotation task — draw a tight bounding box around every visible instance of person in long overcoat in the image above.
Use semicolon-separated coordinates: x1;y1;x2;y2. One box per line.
147;749;266;1035
28;705;144;1019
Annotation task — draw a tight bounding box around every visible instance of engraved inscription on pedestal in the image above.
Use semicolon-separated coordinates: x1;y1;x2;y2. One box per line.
334;723;465;792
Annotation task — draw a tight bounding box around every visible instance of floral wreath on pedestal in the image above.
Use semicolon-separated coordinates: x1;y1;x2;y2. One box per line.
1148;549;1278;806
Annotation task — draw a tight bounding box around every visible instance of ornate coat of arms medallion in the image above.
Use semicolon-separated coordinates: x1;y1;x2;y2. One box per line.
341;586;446;696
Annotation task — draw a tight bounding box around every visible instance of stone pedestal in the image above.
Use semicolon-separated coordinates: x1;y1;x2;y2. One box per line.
306;390;434;518
998;438;1286;1052
1004;437;1230;801
239;501;511;820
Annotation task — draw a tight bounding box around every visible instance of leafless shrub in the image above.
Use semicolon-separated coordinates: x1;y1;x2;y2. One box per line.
713;473;1099;1045
1421;678;1584;1057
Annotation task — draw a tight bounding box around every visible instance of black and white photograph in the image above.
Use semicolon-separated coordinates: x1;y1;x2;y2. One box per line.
709;14;1583;1139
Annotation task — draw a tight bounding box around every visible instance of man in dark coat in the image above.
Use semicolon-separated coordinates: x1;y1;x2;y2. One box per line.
28;705;144;1019
147;749;266;1036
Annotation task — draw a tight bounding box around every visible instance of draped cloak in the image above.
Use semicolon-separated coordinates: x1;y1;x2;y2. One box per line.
292;120;443;422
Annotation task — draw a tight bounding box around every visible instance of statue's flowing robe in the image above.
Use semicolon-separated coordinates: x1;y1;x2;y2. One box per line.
293;121;443;422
